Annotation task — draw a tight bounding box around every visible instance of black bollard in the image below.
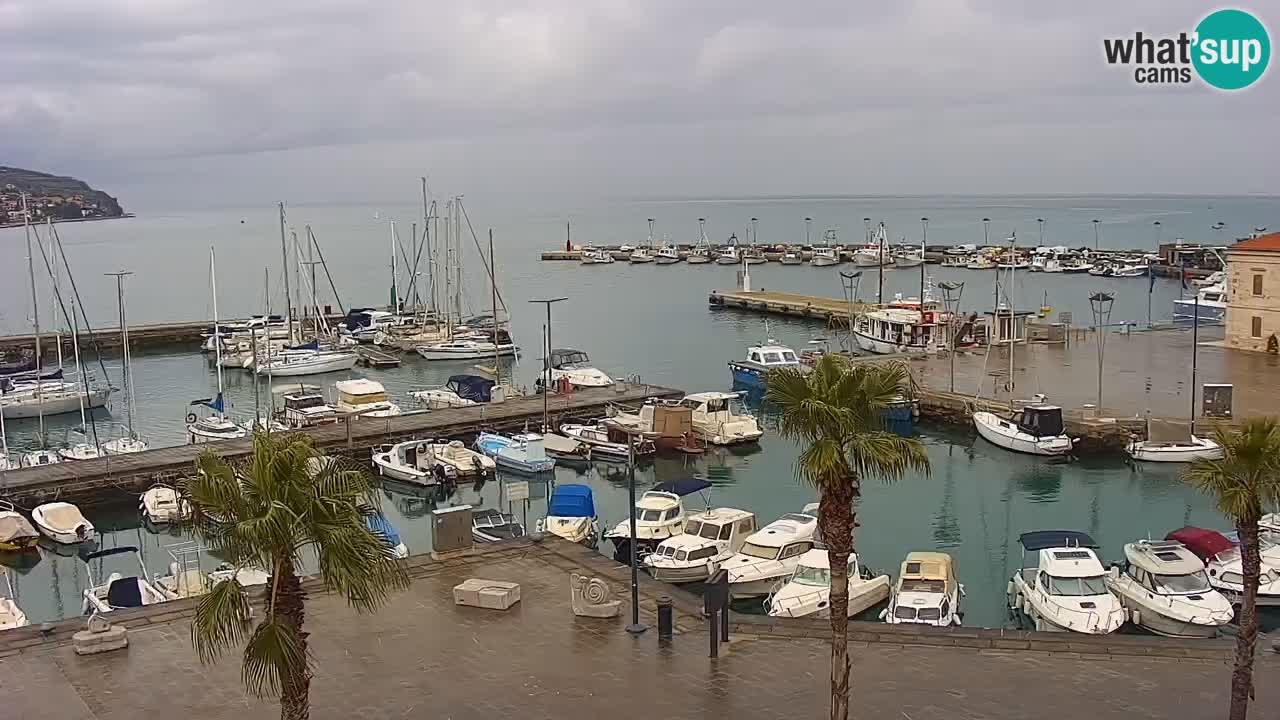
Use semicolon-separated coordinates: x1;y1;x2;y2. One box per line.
708;609;719;658
720;600;730;643
657;596;674;640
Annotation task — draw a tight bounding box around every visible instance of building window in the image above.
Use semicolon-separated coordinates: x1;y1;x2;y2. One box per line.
1252;317;1263;338
1254;274;1264;296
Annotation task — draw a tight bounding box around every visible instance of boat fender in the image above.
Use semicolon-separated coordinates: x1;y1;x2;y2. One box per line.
186;413;198;424
1013;594;1023;612
1130;609;1141;626
1005;580;1015;596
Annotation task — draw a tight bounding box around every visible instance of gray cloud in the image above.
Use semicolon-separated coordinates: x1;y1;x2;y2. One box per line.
2;0;1275;208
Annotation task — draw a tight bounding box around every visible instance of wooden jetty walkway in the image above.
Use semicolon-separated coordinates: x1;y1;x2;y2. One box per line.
0;314;346;353
0;382;681;506
708;289;871;326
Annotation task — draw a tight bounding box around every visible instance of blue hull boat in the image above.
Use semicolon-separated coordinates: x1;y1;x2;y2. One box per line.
475;432;556;474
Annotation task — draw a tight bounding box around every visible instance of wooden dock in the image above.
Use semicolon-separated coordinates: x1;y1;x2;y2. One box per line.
708;289;870;326
355;346;402;368
0;382;682;506
0;314;346;353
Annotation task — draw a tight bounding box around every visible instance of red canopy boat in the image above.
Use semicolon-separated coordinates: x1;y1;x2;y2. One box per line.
1166;526;1236;561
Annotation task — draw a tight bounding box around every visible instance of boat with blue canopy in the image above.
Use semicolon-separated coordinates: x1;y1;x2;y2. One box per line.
366;512;408;558
539;484;599;547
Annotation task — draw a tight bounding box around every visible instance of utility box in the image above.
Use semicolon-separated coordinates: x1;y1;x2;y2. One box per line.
432;505;473;554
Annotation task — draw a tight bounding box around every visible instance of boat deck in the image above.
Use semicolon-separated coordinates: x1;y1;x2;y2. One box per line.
0;382;681;505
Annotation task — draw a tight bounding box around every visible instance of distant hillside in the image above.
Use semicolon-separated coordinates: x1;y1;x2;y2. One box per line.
0;166;124;219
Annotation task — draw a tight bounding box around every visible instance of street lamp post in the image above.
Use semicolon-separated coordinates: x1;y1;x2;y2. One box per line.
939;282;964;393
1092;219;1101;251
1037;218;1045;246
919;217;929;304
1089;292;1115;411
605;420;652;636
528;297;568;430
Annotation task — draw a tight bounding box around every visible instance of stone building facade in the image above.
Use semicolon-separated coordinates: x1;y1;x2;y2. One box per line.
1226;232;1280;353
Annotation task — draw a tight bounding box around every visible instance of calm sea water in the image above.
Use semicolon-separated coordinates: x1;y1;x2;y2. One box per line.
1;194;1278;628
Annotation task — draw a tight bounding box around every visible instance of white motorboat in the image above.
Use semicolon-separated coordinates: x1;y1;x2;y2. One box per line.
973;397;1073;456
742;247;768;265
1059;256;1093;273
280;391;339;428
411;374;498;409
140;483;188;525
603;478;711;563
680;392;763;445
474;432;556;474
372;439;457;485
559;422;655;461
581;249;616;265
82;546;169;614
1111;262;1149;278
655;245;682;264
767;548;891;618
940;254;971;268
687;248;712;264
851;245;889;267
728;339;803;391
537;484;600;548
415;334;517;361
945;244;977;256
715;244;741;265
187;411;248;444
101;435;149;455
722;510;820;598
810;245;841;267
0;568;28;630
852;297;948;355
335;378;401;418
1194;270;1225;287
1105;539;1233;638
472;508;527;543
20;449;61;467
1173;282;1228;322
1168;527;1280;606
255;350;359;376
893;248;925;268
779;249;804;265
31;501;95;544
58;442;102;461
1127;419;1223;463
543;348;614;389
645;508;757;584
883;552;963;626
1007;530;1126;634
0;500;40;551
629;247;655;264
1088;261;1114;277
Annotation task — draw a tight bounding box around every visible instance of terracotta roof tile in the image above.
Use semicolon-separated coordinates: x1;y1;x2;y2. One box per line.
1231;232;1280;252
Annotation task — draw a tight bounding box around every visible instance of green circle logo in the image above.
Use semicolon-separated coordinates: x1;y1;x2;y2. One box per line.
1193;9;1271;90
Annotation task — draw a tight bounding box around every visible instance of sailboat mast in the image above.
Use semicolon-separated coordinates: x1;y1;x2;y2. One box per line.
210;247;227;419
490;230;500;385
1007;233;1016;395
390;219;398;312
1190;296;1200;433
70;284;86;430
443;200;453;335
420;177;434;318
22;194;45;442
454;196;463;322
877;222;885;305
46;218;63;369
106;271;136;438
278;202;294;345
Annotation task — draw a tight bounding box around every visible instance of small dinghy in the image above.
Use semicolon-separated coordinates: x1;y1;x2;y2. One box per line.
139;483;188;525
81;546;169;614
366;512;409;558
472;508;526;543
31;501;95;544
0;500;40;551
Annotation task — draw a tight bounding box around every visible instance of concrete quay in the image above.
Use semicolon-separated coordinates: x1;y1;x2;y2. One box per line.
1;538;1271;720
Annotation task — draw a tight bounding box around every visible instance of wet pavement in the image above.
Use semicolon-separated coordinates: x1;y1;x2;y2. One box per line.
1;539;1276;720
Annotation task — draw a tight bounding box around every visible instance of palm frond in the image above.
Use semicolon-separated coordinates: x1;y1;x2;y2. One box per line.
847;431;932;482
240;614;308;699
1184;418;1280;521
190;575;253;663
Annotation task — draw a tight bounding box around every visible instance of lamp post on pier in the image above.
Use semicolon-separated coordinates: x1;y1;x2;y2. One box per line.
1089;292;1115;412
939;282;964;393
604;420;656;636
1092;219;1101;251
528;297;568;431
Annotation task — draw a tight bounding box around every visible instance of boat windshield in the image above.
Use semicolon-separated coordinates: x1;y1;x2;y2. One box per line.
1154;571;1212;594
740;542;780;560
694;522;722;540
792;565;830;587
1047;574;1109;596
639;509;672;522
895;605;942;621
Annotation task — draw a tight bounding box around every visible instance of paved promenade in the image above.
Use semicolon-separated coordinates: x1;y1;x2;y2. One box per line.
1;539;1275;719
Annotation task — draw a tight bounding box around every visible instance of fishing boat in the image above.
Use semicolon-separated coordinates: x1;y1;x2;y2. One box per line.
559;422;655;461
767;548;891;618
411;374;496;409
255;349;359;376
742;247;767;265
334;378;401;417
1127;419;1223;463
645;508;757;584
629;235;655;263
367;512;409;558
0;569;28;630
715;242;741;265
893;244;925;268
687;220;713;264
603;478;711;563
882;552;963;626
372;439;457;485
1104;539;1233;638
1173;282;1228;322
973;396;1073;456
728;338;803;391
1167;526;1280;606
543;348;614;389
852;300;947;355
474;432;555;474
779;249;804;265
580;249;616;265
851;245;889;267
680;392;763;445
472;508;526;543
81;546;169;614
0;500;39;551
655;245;682;265
722;509;820;598
1007;530;1126;634
140;484;188;525
538;484;600;547
31;501;94;544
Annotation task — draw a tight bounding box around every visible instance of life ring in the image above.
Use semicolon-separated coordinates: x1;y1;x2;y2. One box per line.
186;413;198;424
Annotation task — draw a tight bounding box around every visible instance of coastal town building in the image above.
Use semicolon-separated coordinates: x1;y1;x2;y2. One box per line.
1225;232;1280;353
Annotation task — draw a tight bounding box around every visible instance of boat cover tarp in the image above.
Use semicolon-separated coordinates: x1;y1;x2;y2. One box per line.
344;308;379;330
366;513;402;547
1018;407;1064;438
0;514;38;544
654;478;713;497
1;369;64;393
549;484;596;518
288;339;320;351
1147;419;1192;443
546;348;590;370
106;578;144;608
41;505;88;531
1018;530;1097;551
446;375;495;403
1167;526;1235;560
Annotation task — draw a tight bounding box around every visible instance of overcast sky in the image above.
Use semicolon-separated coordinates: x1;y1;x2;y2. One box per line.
2;0;1275;209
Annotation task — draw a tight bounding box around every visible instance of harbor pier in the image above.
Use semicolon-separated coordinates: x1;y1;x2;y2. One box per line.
709;289;870;326
0;382;681;506
0;313;347;354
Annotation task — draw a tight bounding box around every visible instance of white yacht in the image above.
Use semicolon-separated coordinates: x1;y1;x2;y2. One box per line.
31;501;95;544
372;439;457;485
0;569;28;630
255;349;359;376
655;245;682;264
680;392;763;445
334;378;401;418
140;483;188;525
0;380;111;419
603;478;711;563
81;546;169;614
415;333;517;361
645;508;757;584
543;348;614;389
810;246;840;267
1007;530;1126;634
883;552;963;626
580;249;616;265
1173;282;1228;322
538;484;599;548
1105;539;1233;638
187;412;248;445
973;396;1073;456
1126;419;1223;463
411;374;498;409
1168;526;1280;606
767;548;891;618
722;510;820;598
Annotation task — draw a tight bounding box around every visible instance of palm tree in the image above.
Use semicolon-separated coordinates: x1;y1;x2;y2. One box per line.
1184;418;1280;720
768;356;930;720
181;432;409;720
